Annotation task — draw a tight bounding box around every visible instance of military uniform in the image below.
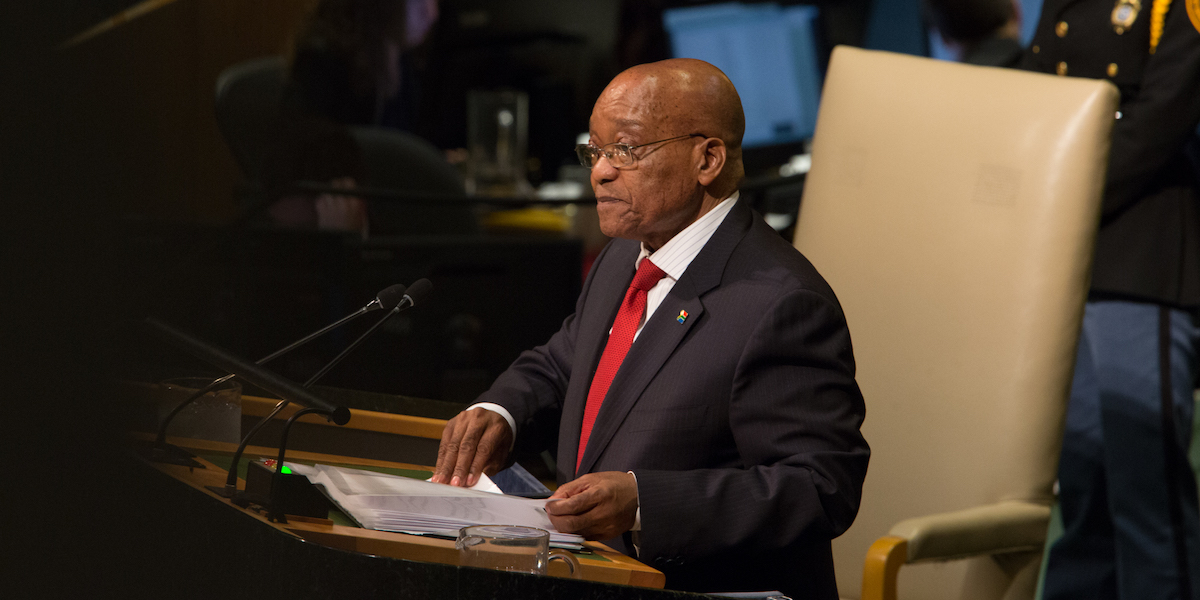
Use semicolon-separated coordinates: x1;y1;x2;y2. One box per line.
1021;2;1200;599
1024;0;1200;304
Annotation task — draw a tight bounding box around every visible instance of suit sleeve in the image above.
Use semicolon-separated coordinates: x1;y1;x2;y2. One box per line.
1103;6;1200;219
633;287;870;561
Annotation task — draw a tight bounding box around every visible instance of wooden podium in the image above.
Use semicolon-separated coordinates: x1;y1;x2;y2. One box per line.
128;384;676;598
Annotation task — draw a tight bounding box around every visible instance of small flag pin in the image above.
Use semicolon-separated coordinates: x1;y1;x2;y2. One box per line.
677;309;689;324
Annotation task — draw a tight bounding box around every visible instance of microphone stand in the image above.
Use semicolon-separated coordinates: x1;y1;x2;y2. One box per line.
264;407;332;523
213;301;408;498
143;317;353;500
144;287;402;466
211;279;430;518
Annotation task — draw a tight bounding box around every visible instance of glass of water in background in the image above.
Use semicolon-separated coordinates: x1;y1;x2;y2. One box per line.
466;89;533;198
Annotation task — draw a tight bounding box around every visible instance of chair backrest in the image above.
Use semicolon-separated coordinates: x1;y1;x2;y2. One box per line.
214;55;289;183
793;47;1117;600
348;126;479;235
214;56;477;234
349;127;466;196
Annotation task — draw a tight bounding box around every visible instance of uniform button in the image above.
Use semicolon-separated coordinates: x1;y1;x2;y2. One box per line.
1056;21;1069;37
1057;61;1069;76
1032;45;1040;53
1107;62;1119;77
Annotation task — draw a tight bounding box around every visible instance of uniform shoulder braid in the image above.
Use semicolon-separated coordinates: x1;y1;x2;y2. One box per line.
1150;0;1171;51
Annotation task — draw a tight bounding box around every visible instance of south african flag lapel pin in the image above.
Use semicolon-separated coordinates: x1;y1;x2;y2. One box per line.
677;309;689;324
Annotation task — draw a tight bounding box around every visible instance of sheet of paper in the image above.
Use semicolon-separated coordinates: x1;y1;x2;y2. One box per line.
295;463;583;548
425;472;503;495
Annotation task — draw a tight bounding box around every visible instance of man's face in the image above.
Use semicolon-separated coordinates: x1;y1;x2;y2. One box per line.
588;75;704;250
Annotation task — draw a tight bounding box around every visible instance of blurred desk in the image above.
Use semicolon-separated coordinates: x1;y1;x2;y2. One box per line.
286;180;609;255
288;182;593;207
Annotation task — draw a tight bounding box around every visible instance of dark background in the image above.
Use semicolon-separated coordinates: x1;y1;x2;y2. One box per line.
6;0;909;408
0;1;926;596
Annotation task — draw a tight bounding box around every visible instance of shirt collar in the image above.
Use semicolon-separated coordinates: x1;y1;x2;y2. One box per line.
636;191;739;280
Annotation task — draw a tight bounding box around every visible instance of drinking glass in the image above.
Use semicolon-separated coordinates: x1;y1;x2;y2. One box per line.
159;377;242;443
455;525;580;577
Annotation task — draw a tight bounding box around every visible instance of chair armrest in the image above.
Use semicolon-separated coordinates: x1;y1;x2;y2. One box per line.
862;536;908;600
888;501;1051;562
860;502;1050;600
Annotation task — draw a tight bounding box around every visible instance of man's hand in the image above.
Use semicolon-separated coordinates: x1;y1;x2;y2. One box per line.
431;407;512;487
544;471;638;540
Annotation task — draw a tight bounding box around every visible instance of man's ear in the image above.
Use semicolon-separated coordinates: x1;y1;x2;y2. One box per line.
696;138;727;186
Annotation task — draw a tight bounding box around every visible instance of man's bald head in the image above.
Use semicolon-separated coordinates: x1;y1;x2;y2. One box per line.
587;59;747;248
598;59;746;191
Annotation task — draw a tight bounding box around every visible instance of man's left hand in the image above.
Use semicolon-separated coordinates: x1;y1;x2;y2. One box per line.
544;471;638;540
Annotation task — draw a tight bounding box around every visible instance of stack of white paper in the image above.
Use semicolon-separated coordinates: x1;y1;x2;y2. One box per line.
291;463;584;549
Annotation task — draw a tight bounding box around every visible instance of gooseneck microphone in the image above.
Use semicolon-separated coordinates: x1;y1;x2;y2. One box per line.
303;278;433;387
150;284;407;459
218;278;434;495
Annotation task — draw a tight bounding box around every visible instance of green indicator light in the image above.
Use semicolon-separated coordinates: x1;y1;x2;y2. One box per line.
281;465;293;475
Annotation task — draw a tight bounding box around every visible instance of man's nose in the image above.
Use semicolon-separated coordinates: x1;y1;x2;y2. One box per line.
591;154;619;185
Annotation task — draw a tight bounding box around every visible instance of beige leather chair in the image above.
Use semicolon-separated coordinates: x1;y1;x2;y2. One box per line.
792;47;1119;600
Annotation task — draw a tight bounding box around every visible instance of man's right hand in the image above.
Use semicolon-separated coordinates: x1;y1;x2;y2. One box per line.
431;407;513;487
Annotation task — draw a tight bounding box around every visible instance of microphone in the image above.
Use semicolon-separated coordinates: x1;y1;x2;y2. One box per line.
219;278;434;497
258;283;406;367
147;284;406;465
398;277;433;309
368;284;409;311
300;278;432;389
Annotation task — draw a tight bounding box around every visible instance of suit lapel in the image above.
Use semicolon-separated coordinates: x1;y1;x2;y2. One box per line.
575;200;753;475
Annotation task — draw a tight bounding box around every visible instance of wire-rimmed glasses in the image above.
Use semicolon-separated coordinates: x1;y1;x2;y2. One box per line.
575;133;705;169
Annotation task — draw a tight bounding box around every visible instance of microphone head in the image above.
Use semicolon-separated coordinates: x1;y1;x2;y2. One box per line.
375;284;408;310
403;278;433;307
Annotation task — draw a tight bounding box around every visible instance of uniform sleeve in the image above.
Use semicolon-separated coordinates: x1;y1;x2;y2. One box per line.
1103;5;1200;218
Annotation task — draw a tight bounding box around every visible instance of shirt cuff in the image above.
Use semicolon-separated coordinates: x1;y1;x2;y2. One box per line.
468;402;516;450
628;470;641;556
628;470;641;532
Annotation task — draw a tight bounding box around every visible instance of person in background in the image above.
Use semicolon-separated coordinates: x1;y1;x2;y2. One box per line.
265;123;368;236
1021;1;1200;598
287;0;440;130
925;0;1024;67
268;0;441;236
429;58;869;598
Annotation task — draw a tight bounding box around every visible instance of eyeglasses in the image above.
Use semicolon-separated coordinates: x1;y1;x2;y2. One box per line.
575;133;705;169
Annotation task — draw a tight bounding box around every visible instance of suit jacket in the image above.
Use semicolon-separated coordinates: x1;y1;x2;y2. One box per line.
477;199;870;598
1021;0;1200;307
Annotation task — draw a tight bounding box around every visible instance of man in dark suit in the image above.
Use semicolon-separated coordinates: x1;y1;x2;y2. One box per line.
430;58;869;598
1021;2;1200;599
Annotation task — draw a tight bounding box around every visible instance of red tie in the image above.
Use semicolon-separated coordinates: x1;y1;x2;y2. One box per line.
577;258;667;472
